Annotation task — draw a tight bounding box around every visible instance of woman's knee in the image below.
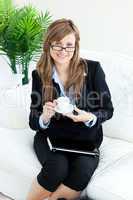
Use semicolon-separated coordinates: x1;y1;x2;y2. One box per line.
37;153;69;192
63;155;99;191
75;155;99;177
47;153;69;178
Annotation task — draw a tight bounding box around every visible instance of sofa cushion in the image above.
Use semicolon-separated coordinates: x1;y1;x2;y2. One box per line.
87;151;133;200
0;126;133;200
0;85;31;129
0;127;41;200
81;134;133;200
96;136;133;175
0;55;33;129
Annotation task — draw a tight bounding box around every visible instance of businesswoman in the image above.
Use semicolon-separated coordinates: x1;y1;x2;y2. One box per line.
27;19;114;200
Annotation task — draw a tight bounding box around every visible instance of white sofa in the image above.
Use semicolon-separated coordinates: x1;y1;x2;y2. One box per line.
0;50;133;200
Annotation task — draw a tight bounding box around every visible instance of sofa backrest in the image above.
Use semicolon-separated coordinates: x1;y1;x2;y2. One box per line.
80;50;133;143
0;55;32;129
0;52;133;143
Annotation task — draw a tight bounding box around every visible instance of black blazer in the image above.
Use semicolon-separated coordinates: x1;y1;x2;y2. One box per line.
29;60;114;149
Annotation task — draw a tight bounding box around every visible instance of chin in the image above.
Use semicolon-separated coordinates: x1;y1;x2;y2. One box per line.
55;57;70;65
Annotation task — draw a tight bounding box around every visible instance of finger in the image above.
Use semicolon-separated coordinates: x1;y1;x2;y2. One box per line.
44;109;55;117
66;112;83;121
48;110;55;115
74;105;83;113
65;113;77;119
45;102;55;107
46;105;56;109
53;99;58;106
65;113;73;118
48;108;55;113
44;103;55;109
44;106;55;113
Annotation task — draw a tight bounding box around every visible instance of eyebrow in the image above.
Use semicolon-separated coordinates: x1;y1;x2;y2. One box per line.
66;42;74;46
55;41;61;45
54;42;74;46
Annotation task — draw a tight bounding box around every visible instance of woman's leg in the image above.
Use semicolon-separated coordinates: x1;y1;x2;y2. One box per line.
49;153;99;200
27;134;69;200
49;183;81;200
26;178;52;200
26;134;51;200
26;152;69;200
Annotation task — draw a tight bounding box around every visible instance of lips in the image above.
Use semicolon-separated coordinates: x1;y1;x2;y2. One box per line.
57;55;66;59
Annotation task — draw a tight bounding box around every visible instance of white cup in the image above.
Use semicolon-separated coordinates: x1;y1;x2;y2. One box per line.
56;96;73;113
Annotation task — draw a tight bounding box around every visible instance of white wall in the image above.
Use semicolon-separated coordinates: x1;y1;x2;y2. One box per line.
13;0;133;57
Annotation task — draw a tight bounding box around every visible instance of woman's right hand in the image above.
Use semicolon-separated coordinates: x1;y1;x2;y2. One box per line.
42;101;57;124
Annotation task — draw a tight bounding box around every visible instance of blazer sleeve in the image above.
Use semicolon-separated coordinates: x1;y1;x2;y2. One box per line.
29;70;44;131
91;62;114;128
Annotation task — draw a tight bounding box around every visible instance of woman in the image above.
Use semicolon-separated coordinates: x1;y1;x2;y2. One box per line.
27;19;114;200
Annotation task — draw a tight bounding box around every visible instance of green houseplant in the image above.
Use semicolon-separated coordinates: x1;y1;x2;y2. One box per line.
0;0;52;85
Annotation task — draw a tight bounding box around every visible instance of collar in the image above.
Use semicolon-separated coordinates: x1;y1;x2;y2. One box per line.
52;66;66;96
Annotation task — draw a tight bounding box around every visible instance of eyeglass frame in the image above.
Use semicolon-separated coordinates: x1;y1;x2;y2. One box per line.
50;44;75;52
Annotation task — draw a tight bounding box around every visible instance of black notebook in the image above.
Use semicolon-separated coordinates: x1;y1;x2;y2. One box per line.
47;137;99;156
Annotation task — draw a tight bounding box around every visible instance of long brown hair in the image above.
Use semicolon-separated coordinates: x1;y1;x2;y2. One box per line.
36;18;87;104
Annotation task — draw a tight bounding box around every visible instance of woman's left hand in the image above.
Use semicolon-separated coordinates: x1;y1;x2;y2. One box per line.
64;105;94;123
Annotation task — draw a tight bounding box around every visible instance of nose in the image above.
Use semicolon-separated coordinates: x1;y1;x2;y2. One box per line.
60;47;66;52
58;49;66;55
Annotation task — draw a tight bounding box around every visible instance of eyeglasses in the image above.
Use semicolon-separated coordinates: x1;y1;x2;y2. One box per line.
50;45;75;52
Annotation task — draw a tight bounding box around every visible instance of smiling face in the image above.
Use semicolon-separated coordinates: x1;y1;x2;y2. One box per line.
50;33;76;66
38;19;83;102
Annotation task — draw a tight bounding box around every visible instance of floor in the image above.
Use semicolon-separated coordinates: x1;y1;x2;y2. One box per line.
0;193;13;200
0;192;91;200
